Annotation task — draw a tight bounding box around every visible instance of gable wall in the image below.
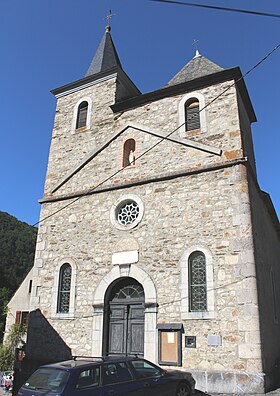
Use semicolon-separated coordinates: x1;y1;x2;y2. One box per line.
5;269;33;337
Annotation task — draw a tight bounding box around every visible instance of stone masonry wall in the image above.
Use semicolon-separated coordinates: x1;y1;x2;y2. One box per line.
28;72;268;393
31;163;262;375
247;172;280;389
44;78;243;200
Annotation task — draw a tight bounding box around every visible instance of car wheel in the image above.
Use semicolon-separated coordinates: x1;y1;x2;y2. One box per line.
176;382;192;396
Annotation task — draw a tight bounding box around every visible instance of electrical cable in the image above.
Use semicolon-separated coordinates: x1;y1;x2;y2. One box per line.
32;42;280;227
148;0;280;19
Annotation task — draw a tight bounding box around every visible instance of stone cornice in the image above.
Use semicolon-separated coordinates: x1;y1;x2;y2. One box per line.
51;67;141;99
111;67;256;123
51;72;118;99
40;157;248;204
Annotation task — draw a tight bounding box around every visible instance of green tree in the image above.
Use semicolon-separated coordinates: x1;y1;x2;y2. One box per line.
0;287;12;338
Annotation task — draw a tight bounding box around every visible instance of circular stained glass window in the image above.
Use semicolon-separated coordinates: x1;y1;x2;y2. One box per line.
110;194;144;230
117;200;140;225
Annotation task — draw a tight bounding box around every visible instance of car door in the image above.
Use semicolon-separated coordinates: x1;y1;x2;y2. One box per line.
100;362;143;396
129;359;173;396
72;366;102;396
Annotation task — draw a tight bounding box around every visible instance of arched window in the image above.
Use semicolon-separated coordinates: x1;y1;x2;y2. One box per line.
123;139;136;167
57;263;72;313
189;251;207;312
76;101;88;129
185;99;200;131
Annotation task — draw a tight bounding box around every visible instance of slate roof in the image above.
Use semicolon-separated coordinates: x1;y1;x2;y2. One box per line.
165;52;224;87
85;27;122;77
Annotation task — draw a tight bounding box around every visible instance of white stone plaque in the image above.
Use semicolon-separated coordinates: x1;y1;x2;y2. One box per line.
112;250;139;265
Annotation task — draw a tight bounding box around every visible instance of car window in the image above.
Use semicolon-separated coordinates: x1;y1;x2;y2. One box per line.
22;368;69;393
130;360;162;379
76;367;100;389
102;362;133;385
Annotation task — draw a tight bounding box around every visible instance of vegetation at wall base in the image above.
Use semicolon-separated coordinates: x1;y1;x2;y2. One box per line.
0;324;26;371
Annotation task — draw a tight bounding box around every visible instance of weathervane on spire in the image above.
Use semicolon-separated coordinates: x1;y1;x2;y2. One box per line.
192;39;201;58
105;10;115;32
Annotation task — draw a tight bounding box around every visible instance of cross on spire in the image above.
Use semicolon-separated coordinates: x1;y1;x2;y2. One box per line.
192;39;199;50
192;39;201;58
105;10;115;32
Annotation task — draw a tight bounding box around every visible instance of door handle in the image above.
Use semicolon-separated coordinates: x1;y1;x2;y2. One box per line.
144;382;150;387
109;391;116;395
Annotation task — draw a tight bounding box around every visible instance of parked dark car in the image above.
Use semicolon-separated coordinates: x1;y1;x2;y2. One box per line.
17;355;195;396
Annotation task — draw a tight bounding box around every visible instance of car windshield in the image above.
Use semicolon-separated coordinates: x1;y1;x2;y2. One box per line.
22;368;69;393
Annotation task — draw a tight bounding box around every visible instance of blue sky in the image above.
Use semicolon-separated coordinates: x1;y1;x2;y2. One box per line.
0;0;279;225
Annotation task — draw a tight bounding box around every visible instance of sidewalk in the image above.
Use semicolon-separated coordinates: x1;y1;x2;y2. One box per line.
1;385;280;396
204;390;280;396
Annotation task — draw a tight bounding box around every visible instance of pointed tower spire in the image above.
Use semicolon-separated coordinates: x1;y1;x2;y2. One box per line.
85;22;122;77
165;53;224;87
51;18;141;102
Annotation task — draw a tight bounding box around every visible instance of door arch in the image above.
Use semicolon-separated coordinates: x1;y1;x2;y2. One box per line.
103;277;145;356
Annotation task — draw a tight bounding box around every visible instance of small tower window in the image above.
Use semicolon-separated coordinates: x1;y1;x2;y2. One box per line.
185;99;200;131
57;263;72;313
76;101;88;129
189;251;207;312
123;139;136;167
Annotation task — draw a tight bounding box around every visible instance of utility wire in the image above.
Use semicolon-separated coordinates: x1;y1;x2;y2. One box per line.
32;42;280;228
148;0;280;19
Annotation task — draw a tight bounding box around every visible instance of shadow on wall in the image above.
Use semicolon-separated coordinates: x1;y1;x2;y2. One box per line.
13;309;72;396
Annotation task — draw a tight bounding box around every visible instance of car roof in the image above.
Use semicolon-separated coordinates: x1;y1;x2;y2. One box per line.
40;355;144;370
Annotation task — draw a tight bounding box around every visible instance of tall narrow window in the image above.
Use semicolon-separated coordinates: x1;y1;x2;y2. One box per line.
123;139;136;167
185;99;200;131
76;101;88;129
57;263;72;313
189;251;207;312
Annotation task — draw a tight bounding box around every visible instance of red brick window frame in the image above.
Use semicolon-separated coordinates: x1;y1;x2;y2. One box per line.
123;139;136;167
15;311;29;326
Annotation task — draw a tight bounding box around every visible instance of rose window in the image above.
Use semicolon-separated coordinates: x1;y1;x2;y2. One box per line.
117;200;140;225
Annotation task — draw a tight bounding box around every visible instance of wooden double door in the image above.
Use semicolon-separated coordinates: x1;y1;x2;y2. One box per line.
105;278;145;356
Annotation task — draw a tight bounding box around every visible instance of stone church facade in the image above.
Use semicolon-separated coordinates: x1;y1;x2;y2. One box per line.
6;26;280;393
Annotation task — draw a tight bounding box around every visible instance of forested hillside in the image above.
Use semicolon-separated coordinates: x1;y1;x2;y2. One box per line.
0;211;37;342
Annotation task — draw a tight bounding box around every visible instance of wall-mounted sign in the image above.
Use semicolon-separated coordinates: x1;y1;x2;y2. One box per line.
185;336;196;348
208;335;222;346
157;324;183;366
